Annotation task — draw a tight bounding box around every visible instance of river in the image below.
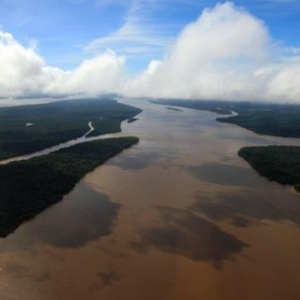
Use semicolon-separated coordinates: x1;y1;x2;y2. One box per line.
0;98;300;300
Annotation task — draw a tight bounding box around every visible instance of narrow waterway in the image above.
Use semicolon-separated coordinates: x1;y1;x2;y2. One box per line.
0;120;123;165
0;98;300;300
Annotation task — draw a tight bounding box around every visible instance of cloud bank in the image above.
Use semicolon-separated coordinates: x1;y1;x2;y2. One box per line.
0;32;124;98
0;2;300;102
122;2;300;102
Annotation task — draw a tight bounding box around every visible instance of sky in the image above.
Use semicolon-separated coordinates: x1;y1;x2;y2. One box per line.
0;0;300;102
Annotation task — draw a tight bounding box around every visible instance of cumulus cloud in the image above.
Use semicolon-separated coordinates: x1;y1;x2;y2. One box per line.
0;31;48;97
122;2;300;102
267;59;300;100
0;2;300;102
122;2;270;100
45;51;124;95
0;31;124;98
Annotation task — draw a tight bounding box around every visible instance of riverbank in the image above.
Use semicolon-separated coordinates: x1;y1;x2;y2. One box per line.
152;99;300;138
152;99;300;192
0;137;139;237
1;99;300;300
0;98;142;160
238;146;300;192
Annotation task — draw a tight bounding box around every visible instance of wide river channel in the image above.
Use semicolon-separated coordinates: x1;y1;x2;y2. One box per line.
1;98;300;300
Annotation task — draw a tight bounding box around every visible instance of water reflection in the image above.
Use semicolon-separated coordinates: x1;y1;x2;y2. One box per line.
188;163;263;187
1;98;300;300
192;186;300;227
0;183;120;250
4;262;29;278
107;149;161;171
27;183;120;248
131;206;247;268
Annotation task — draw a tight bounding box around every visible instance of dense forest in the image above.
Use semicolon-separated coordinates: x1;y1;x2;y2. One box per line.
0;137;139;237
238;146;300;192
0;98;142;159
152;99;300;138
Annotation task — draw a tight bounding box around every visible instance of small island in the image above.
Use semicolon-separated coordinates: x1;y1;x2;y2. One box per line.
152;99;300;138
238;146;300;192
151;99;232;115
166;107;183;112
153;99;300;194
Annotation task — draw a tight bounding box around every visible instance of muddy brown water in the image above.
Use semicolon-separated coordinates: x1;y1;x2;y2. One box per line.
1;99;300;300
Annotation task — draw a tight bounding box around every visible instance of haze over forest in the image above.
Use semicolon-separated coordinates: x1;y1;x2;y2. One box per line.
0;1;300;103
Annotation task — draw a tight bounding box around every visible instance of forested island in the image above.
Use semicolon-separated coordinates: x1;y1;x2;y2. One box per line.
0;98;142;159
0;137;139;237
153;99;300;193
238;146;300;192
0;98;142;236
152;99;300;138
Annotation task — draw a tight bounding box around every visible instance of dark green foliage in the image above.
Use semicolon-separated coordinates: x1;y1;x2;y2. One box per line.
238;146;300;191
152;99;300;138
218;106;300;138
0;98;142;159
0;137;139;237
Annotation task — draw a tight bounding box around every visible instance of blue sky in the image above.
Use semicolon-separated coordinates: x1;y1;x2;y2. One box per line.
1;0;300;72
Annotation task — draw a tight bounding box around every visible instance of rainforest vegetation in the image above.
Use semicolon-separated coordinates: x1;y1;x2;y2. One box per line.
238;146;300;192
0;98;142;236
154;99;300;192
0;98;142;159
0;137;139;237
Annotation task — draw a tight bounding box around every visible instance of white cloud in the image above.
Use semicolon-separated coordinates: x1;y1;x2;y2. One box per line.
121;2;300;102
45;51;124;95
284;46;300;56
122;2;268;100
267;59;300;100
0;31;124;98
0;31;48;97
0;2;300;103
